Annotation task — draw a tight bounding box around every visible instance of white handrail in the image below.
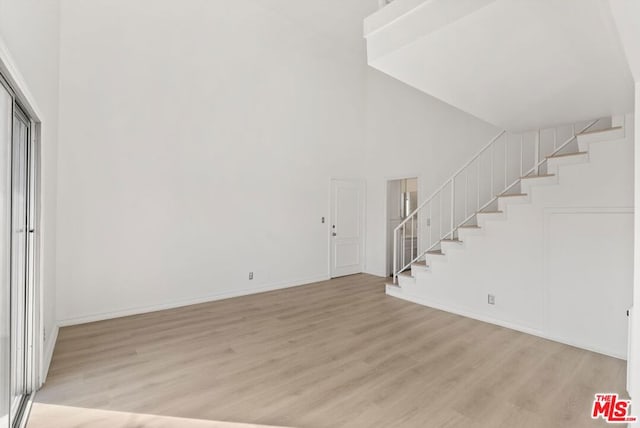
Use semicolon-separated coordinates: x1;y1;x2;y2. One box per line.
392;118;603;283
394;130;506;233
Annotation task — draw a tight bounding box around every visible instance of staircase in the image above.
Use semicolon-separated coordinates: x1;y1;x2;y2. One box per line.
387;114;633;358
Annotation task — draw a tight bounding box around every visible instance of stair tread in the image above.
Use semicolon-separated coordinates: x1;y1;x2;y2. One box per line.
521;174;555;179
426;250;444;255
498;193;527;198
459;225;481;229
546;151;588;159
578;126;622;136
412;261;427;266
478;210;503;214
441;239;462;243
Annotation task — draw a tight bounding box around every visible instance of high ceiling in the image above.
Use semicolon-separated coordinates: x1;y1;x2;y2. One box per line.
365;0;635;130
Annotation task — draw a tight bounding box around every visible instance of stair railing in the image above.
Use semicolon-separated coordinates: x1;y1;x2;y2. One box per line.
393;118;603;283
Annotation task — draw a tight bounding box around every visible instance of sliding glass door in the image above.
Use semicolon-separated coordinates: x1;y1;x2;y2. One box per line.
0;74;37;428
9;106;30;425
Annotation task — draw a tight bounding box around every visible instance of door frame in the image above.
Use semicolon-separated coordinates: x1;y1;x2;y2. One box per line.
8;100;37;427
328;178;366;278
0;36;45;422
384;174;421;277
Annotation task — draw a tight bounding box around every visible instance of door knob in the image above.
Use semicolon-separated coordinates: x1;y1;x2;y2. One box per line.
332;232;337;237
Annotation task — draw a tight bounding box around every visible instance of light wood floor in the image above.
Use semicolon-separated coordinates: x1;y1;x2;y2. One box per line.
30;274;626;428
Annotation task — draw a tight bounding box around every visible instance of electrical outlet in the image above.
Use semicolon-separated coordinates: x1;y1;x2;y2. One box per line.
488;294;495;305
249;272;254;280
427;218;431;226
321;217;325;223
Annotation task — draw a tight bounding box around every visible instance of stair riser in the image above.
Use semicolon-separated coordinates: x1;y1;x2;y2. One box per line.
546;154;589;175
577;128;625;151
413;268;432;278
411;264;429;276
520;176;558;194
476;213;506;227
497;197;529;212
440;242;464;253
457;228;484;241
397;275;416;287
424;254;447;265
425;258;448;270
611;115;624;128
385;284;401;294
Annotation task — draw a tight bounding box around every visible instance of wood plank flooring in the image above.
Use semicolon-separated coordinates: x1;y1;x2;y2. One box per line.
29;274;627;427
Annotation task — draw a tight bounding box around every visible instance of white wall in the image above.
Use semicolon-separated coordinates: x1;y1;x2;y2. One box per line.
0;0;60;376
55;0;501;324
363;68;500;277
56;0;367;324
608;0;640;400
632;61;639;427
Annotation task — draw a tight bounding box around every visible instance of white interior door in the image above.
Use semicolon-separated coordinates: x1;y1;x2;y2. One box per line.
330;179;364;278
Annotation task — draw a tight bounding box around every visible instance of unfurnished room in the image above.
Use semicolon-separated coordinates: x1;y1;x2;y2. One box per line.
1;0;640;427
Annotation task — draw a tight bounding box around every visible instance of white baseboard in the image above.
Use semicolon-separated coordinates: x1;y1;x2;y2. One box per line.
41;325;59;383
57;274;330;327
364;268;388;278
386;287;626;361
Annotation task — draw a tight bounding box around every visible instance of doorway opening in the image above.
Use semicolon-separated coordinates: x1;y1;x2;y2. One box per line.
386;177;418;277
